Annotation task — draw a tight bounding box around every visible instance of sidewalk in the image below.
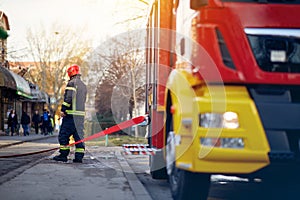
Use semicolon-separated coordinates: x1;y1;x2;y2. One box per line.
0;133;57;148
0;134;152;200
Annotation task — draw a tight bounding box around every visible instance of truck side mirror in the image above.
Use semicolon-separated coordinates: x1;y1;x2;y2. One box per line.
190;0;208;10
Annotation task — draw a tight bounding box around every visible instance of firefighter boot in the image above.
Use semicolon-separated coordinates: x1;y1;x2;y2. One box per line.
73;152;84;163
53;149;69;162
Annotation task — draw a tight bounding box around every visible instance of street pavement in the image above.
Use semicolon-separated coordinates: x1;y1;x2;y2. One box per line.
0;133;57;148
0;134;152;200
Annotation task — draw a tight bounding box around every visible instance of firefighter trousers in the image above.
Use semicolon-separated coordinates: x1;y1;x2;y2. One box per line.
58;115;85;159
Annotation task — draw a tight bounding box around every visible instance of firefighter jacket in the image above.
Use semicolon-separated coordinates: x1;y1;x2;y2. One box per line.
61;75;87;116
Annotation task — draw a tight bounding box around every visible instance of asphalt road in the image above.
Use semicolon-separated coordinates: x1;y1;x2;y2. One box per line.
125;154;300;200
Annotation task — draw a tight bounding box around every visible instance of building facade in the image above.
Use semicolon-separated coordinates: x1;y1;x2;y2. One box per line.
0;11;9;67
0;11;49;135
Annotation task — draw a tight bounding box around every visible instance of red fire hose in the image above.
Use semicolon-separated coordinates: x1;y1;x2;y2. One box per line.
0;115;147;158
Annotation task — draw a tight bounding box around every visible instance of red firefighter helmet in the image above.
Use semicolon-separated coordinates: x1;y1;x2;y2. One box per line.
67;64;80;78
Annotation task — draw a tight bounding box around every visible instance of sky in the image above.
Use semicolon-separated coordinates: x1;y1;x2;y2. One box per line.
1;0;147;59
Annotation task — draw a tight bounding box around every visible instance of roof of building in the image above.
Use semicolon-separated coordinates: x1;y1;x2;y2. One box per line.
0;11;10;30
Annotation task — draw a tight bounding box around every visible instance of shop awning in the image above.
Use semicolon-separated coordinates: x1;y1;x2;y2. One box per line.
29;83;48;103
0;66;16;89
8;70;33;99
0;66;33;99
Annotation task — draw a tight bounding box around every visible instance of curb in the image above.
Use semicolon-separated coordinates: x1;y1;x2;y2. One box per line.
115;150;153;200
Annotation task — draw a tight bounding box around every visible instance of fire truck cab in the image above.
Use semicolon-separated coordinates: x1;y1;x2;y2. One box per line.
145;0;300;199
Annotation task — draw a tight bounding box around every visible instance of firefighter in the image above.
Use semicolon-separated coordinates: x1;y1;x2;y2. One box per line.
53;64;87;163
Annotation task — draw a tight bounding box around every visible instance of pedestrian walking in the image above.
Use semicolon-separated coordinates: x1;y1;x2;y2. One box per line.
21;110;31;136
7;109;18;136
53;64;87;163
32;110;40;134
5;109;11;135
41;109;50;135
47;111;54;135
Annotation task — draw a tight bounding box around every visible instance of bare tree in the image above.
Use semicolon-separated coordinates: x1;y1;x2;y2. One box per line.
24;24;92;114
91;31;146;137
115;0;151;28
82;0;151;136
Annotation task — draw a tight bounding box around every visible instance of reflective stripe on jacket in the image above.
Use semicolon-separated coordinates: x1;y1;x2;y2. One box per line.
61;75;87;116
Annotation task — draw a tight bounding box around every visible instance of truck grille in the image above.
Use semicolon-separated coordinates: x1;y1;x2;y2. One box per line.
248;85;300;162
245;28;300;73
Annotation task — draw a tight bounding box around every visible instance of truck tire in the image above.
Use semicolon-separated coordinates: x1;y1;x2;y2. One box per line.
149;152;168;179
150;166;167;179
169;165;211;200
166;130;210;200
165;93;211;199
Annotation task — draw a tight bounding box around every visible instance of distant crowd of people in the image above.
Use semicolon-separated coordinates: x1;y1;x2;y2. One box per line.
7;109;55;136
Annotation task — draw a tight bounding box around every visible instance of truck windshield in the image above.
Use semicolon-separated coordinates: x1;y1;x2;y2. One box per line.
222;0;300;4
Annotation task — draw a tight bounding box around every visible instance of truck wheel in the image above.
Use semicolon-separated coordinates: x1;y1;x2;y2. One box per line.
150;165;167;179
169;165;211;200
166;131;210;200
165;97;210;200
149;152;167;179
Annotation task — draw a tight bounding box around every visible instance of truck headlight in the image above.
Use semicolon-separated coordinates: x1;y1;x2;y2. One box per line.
199;112;239;129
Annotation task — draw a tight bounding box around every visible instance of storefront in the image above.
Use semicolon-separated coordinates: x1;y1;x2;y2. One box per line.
0;66;16;132
9;70;33;121
0;66;33;133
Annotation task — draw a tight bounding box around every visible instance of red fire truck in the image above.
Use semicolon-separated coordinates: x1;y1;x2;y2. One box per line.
145;0;300;199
